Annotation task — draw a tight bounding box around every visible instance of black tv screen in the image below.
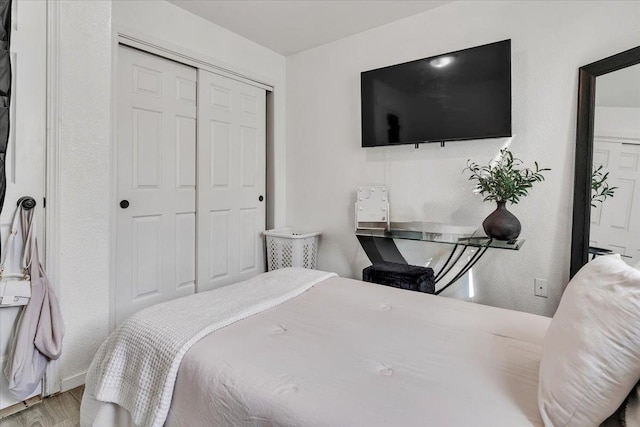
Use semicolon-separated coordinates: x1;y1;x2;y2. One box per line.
361;40;512;147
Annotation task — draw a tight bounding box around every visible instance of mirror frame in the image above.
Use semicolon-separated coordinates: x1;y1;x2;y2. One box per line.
570;45;640;278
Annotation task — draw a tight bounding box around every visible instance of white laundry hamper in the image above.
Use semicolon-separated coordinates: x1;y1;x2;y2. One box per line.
263;228;321;271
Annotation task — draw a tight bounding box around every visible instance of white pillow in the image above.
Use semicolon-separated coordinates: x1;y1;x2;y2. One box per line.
538;254;640;426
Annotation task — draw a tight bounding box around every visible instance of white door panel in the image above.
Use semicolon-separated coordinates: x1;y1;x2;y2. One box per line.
0;0;47;409
197;70;266;292
116;46;196;325
591;139;640;265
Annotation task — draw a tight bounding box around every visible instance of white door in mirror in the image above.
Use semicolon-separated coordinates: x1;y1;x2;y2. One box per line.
591;139;640;265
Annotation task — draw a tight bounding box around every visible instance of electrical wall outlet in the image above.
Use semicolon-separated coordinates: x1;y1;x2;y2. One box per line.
534;278;548;298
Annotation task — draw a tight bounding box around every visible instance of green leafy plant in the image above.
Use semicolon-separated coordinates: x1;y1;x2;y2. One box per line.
591;165;617;207
463;148;550;204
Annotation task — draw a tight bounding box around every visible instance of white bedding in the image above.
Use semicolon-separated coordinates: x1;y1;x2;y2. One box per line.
83;268;335;427
82;273;551;427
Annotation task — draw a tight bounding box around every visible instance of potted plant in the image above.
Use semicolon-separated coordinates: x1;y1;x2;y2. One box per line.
463;148;550;241
591;165;617;207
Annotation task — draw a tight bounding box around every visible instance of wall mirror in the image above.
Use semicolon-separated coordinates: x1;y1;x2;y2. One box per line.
571;45;640;277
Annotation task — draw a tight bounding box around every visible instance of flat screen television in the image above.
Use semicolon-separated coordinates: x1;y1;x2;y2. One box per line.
361;40;512;147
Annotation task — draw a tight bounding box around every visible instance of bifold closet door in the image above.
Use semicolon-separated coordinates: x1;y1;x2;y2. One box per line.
197;70;266;292
115;46;197;325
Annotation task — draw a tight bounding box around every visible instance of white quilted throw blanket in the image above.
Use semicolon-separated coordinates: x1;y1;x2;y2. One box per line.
87;267;336;427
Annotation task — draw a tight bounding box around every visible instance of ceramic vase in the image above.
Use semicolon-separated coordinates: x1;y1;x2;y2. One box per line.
482;201;521;241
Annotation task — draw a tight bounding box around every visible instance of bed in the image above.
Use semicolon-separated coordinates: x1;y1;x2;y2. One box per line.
81;267;552;426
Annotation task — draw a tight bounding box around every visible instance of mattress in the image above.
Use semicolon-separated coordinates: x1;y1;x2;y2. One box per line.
83;275;551;426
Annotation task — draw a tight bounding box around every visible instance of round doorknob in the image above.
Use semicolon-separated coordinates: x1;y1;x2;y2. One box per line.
120;200;130;209
258;195;264;202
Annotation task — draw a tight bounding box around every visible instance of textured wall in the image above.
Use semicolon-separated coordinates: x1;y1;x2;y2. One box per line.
285;0;640;317
57;0;113;389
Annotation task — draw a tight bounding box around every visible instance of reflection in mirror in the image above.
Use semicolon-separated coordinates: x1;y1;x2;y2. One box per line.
590;63;640;266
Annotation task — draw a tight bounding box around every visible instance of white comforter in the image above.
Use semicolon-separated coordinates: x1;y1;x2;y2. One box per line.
83;272;551;427
83;268;336;427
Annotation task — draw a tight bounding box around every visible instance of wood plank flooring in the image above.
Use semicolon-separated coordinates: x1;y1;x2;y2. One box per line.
0;386;83;427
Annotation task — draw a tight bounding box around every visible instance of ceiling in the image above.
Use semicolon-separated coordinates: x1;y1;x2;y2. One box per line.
167;1;453;56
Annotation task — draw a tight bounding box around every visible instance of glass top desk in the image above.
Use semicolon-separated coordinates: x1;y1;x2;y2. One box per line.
355;222;525;295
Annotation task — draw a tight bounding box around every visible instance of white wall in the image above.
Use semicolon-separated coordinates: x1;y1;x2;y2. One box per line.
596;63;640;109
595;107;640;140
285;0;640;317
595;63;640;139
56;0;286;389
57;0;113;392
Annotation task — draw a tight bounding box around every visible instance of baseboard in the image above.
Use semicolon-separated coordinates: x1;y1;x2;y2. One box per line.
0;395;42;420
61;372;86;392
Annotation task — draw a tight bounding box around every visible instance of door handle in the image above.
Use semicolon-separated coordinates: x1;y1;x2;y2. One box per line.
258;195;264;202
120;200;130;209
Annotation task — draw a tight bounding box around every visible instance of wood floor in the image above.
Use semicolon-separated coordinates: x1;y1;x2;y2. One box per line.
0;386;83;427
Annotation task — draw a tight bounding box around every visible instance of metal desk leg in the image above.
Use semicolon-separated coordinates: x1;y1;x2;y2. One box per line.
435;246;489;295
356;235;408;265
434;245;467;283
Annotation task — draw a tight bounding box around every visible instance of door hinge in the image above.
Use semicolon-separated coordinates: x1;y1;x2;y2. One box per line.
43;197;46;208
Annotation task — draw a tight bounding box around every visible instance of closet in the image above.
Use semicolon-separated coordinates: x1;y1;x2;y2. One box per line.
115;45;267;325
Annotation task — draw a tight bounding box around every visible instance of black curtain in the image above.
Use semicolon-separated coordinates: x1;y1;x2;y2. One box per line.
0;0;11;217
